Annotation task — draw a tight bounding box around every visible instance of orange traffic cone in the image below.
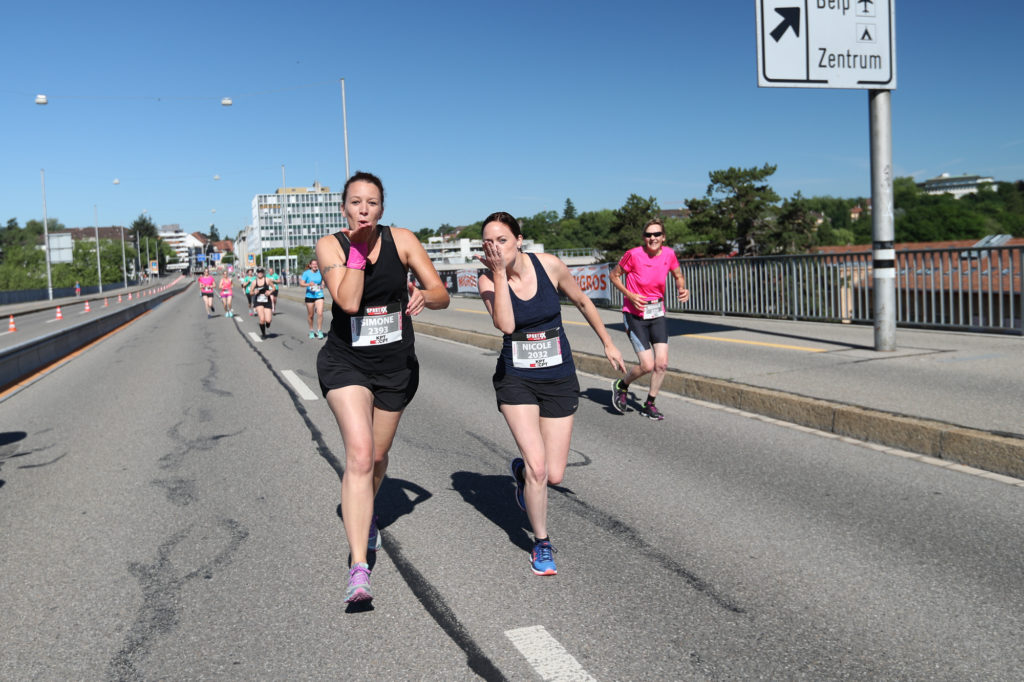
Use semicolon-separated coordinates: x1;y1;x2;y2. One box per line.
55;306;63;321
118;294;123;303
7;315;16;332
103;298;109;307
128;292;132;300
84;300;91;312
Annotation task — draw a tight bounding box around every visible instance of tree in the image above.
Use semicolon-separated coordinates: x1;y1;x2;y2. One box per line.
767;192;822;254
600;194;660;260
686;164;780;256
131;213;158;239
563;198;577;220
208;224;221;242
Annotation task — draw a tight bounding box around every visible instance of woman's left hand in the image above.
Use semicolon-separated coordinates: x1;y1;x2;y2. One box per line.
605;343;626;374
406;281;425;316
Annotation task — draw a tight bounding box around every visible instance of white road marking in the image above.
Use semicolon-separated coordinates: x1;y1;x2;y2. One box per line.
281;369;318;400
248;332;263;343
505;625;595;681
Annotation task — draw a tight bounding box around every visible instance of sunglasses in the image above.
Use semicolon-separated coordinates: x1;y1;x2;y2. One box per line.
644;232;663;238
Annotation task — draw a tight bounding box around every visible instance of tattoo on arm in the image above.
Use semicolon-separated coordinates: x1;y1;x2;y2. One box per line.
322;263;345;272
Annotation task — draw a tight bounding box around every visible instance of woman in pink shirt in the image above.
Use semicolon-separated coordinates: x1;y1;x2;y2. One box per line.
198;268;216;318
609;219;689;420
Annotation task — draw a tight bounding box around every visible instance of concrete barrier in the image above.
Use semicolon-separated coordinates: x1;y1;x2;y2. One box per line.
0;283;190;392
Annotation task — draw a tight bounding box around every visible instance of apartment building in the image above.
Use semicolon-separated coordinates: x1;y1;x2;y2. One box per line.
245;181;346;255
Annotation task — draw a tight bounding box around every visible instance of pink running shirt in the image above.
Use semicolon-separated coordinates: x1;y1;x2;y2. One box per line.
199;275;215;293
617;246;680;316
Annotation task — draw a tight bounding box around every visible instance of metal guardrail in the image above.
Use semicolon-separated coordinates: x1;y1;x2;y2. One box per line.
663;246;1022;334
428;246;1024;335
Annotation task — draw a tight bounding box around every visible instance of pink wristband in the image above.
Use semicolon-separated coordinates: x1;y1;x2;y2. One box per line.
346;242;369;270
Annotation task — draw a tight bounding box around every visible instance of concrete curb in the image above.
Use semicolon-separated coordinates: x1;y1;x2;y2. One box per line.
413;320;1024;481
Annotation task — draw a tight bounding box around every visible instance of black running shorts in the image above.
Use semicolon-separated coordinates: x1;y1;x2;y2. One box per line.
622;312;668;353
317;347;419;412
492;372;579;419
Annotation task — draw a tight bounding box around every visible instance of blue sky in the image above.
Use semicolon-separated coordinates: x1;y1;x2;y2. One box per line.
3;0;1022;238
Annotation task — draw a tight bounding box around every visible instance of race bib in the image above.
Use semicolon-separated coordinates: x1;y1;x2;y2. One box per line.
351;302;403;347
511;328;563;369
642;299;665;320
256;294;268;303
309;284;321;293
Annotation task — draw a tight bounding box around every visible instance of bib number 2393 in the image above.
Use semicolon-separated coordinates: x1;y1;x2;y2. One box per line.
351;303;402;347
511;328;562;369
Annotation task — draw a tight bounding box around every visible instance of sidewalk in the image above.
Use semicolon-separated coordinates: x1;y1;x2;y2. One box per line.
412;298;1024;481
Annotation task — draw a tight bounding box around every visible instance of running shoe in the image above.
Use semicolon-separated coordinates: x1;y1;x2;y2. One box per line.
368;514;382;551
316;330;325;339
309;331;316;339
345;562;372;603
611;379;628;413
640;401;665;421
510;458;526;511
530;539;557;576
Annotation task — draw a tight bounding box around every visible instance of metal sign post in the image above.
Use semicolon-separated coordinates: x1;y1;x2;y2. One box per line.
755;0;897;350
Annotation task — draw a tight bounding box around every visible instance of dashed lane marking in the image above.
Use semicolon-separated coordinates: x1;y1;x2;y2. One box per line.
505;625;595;681
248;332;263;343
281;369;318;400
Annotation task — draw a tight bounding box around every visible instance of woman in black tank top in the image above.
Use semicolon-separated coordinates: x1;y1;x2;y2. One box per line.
476;211;624;577
314;172;450;604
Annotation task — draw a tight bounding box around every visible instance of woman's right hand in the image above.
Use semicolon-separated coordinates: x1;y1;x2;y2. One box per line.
626;291;647;310
474;241;505;276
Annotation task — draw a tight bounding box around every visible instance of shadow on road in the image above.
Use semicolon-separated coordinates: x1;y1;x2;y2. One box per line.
450;470;533;553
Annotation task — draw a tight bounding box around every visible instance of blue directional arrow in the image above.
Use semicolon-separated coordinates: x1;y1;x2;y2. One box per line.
770;7;800;42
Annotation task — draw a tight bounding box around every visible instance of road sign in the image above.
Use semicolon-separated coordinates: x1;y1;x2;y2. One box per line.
149;260;159;274
196;253;206;262
756;0;895;89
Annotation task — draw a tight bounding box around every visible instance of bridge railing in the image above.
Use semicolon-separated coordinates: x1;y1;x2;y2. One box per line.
660;246;1022;334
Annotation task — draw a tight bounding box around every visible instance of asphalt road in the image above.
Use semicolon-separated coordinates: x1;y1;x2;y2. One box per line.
1;289;1022;680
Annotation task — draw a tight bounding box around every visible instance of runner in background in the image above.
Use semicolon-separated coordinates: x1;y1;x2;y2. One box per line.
300;259;326;339
242;268;256;316
218;270;235;318
268;268;281;314
251;268;276;337
316;171;449;604
198;268;216;317
476;211;624;577
609;219;689;420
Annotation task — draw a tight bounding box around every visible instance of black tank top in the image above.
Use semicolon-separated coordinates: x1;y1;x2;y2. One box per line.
325;226;415;371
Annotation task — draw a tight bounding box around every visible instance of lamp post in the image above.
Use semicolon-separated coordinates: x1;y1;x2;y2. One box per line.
119;226;128;289
280;164;290;284
93;205;103;293
340;78;350;181
40;169;54;300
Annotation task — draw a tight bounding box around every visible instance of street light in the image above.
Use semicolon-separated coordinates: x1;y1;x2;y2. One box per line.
340;78;350;181
93;205;103;293
40;169;54;300
119;226;129;289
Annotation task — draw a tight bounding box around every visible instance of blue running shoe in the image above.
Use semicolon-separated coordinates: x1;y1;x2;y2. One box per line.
309;330;316;339
368;514;382;551
530;539;557;576
510;458;526;511
345;562;372;603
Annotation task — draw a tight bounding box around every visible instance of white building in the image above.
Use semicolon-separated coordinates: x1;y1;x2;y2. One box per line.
918;173;995;199
158;226;205;269
246;181;346;256
425;236;544;272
